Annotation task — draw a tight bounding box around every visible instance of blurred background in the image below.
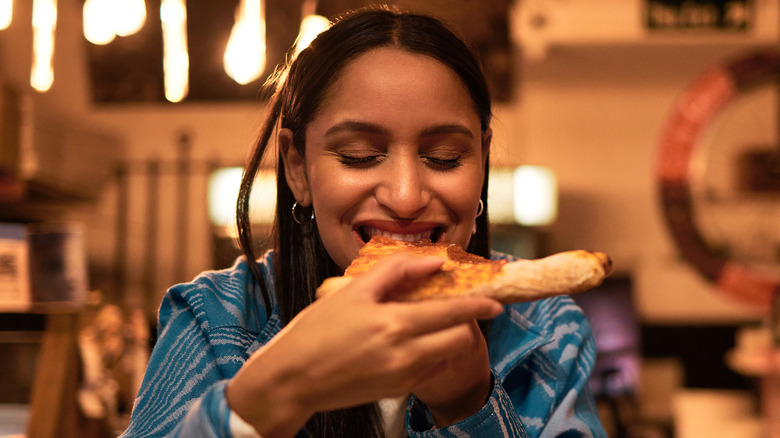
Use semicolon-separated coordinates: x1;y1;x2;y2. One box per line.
0;0;779;436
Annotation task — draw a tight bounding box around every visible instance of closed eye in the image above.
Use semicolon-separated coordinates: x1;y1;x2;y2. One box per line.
422;155;462;170
338;154;385;168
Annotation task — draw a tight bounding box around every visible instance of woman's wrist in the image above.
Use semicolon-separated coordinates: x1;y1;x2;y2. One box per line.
226;354;314;438
426;370;494;428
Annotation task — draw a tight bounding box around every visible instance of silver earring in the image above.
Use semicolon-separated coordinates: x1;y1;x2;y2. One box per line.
476;199;484;218
292;201;314;225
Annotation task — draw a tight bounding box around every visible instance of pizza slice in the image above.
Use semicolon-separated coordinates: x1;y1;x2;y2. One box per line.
316;235;612;303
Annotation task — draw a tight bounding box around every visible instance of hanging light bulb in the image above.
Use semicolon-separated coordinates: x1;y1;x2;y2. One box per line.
293;0;328;58
293;14;328;58
114;0;146;37
160;0;188;102
83;0;115;45
31;0;56;92
84;0;146;45
513;165;558;226
224;0;265;85
0;0;13;30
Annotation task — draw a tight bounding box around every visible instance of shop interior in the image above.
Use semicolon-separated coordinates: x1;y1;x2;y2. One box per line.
0;0;779;436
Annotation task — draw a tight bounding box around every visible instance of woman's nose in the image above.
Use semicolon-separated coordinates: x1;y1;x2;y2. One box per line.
375;158;431;218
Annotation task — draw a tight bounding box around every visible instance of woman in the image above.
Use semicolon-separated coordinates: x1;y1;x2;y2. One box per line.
121;6;606;438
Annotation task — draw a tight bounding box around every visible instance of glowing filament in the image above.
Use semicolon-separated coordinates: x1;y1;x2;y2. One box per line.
160;0;188;102
224;0;266;85
31;0;56;92
293;14;328;58
83;0;115;44
83;0;146;45
513;166;558;226
114;0;147;37
0;0;13;30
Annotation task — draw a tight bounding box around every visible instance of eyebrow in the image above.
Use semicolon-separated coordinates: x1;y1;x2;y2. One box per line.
324;121;388;137
324;120;474;138
420;124;474;138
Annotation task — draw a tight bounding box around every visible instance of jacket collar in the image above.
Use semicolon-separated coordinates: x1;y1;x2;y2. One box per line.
489;304;554;382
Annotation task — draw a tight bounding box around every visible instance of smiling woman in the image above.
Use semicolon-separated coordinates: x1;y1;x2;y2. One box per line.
120;6;606;438
280;47;488;269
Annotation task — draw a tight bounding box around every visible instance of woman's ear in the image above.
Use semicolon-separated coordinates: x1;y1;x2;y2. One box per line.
279;128;312;205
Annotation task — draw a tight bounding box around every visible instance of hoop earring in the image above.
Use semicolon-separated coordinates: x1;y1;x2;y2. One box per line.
292;201;314;225
476;199;484;218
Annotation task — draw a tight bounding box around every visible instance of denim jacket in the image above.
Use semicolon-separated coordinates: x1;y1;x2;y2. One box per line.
121;252;606;437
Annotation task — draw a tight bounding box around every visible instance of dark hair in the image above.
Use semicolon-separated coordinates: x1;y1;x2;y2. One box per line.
235;6;493;437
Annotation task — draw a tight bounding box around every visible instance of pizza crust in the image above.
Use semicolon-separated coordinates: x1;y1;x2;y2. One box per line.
316;236;612;303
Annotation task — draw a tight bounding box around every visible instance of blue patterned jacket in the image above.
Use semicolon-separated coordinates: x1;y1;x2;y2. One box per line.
121;251;606;437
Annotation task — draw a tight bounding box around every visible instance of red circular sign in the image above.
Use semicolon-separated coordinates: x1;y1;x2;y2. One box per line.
655;49;780;309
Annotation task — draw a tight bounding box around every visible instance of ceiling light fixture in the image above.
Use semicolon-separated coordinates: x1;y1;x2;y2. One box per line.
83;0;146;45
83;0;115;44
292;0;328;58
224;0;266;85
160;0;189;102
113;0;146;37
0;0;13;30
30;0;56;92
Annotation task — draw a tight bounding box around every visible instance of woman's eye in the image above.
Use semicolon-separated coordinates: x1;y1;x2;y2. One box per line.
338;154;383;167
423;155;462;170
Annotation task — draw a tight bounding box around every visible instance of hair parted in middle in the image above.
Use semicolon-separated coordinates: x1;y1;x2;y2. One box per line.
235;6;494;437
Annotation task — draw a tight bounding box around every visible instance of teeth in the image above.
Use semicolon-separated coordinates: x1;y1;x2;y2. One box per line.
363;226;432;242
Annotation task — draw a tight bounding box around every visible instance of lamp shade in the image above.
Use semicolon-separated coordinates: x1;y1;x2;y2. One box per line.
208;167;276;232
488;165;558;226
513;165;558;226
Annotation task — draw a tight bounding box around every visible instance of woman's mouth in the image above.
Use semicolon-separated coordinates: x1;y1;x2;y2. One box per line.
358;226;444;243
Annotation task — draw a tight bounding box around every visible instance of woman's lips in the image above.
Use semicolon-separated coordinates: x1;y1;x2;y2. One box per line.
356;221;444;243
361;226;433;242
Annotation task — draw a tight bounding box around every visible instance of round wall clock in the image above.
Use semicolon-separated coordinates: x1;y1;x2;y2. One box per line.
656;48;780;310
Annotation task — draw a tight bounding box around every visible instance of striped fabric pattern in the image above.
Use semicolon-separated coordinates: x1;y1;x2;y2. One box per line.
120;252;606;437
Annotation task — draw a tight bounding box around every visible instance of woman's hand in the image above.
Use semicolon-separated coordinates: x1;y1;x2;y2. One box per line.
226;253;502;437
408;318;493;428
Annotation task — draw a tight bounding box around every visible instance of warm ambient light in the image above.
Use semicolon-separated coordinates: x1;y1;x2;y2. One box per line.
208;167;276;236
293;15;329;58
512;165;558;226
209;166;557;233
488;166;558;226
113;0;147;36
83;0;146;45
0;0;13;30
224;0;266;85
30;0;56;93
292;0;328;58
83;0;115;44
160;0;188;102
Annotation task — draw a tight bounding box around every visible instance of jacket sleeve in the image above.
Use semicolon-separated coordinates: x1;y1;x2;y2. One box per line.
119;288;234;437
406;370;531;437
536;321;606;438
406;300;607;438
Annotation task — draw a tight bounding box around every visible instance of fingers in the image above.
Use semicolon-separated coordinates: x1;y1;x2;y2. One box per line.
333;252;503;334
403;320;482;365
346;253;445;301
392;297;502;335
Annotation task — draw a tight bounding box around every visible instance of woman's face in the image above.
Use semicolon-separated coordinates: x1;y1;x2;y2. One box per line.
282;47;490;270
